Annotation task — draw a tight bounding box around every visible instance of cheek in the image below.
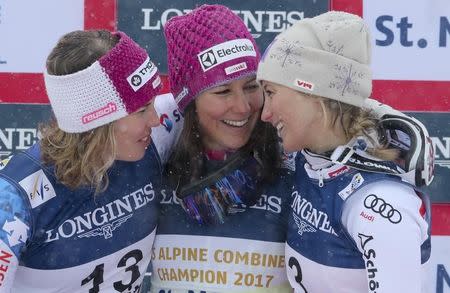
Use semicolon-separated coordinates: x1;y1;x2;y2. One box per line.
248;91;264;111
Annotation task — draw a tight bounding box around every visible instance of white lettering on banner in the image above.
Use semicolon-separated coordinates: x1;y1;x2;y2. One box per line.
0;0;83;73
0;128;39;159
141;8;304;37
44;183;155;242
431;137;450;169
364;0;450;80
424;236;450;292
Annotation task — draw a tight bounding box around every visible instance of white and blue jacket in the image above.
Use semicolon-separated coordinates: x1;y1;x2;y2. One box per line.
286;150;431;293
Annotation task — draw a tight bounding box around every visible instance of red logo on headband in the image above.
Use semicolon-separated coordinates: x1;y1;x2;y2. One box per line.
82;103;118;124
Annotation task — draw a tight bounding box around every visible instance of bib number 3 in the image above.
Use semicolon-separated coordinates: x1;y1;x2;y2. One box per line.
288;256;308;293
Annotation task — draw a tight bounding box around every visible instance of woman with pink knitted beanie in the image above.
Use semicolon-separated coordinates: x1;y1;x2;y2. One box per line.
150;4;293;293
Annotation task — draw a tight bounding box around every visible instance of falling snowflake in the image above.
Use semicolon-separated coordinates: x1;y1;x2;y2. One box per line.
329;63;365;97
269;38;302;68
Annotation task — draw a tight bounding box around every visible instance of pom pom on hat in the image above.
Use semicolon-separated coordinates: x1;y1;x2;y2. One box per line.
257;11;372;107
164;4;260;111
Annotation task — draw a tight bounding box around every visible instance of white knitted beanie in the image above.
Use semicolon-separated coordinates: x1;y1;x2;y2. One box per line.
257;11;372;107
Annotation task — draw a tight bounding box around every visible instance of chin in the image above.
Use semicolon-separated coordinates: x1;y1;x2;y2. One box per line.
282;141;302;153
116;151;146;162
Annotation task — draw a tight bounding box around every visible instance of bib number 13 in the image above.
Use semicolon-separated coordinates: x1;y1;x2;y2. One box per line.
81;249;143;292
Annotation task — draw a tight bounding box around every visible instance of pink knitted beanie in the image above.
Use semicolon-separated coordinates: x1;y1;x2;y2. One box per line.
164;4;260;111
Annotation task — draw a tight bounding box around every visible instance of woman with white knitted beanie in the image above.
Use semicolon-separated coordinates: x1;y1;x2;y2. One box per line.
258;11;432;293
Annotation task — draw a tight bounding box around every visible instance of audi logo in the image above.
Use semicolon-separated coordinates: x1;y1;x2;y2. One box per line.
364;194;402;224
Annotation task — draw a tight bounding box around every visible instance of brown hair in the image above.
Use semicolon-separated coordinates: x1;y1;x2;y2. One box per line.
40;30;119;193
165;102;281;189
319;98;398;160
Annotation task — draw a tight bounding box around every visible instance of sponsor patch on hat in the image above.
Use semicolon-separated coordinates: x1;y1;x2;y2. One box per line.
175;87;189;104
294;79;314;91
225;62;248;75
127;57;158;91
197;39;256;72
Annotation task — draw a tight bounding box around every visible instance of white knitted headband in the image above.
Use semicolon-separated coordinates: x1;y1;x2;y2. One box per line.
44;31;161;133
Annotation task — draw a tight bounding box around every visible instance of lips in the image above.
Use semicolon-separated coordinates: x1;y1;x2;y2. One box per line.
275;121;284;137
138;132;151;146
222;118;249;127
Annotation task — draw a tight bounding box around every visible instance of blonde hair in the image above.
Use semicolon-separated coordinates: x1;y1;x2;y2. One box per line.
318;98;398;161
39;119;117;193
39;30;120;194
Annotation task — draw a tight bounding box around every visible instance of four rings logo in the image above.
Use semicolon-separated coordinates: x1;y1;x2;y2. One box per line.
364;194;402;224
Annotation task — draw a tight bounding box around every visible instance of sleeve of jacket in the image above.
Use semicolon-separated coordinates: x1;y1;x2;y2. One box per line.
341;180;430;293
0;175;33;292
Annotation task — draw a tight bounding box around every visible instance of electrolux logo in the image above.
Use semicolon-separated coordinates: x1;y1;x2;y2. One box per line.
198;50;217;71
197;39;256;72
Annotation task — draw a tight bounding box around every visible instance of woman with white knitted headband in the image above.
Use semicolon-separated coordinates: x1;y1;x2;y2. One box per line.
257;11;432;293
0;29;180;292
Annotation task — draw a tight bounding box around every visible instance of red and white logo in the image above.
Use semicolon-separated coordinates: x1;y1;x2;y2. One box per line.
82;102;118;124
295;79;314;91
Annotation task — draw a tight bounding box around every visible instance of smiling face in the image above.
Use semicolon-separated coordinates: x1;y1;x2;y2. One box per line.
195;76;263;151
261;81;324;153
114;100;160;161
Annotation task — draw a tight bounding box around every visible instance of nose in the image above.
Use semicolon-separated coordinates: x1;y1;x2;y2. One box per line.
261;98;272;122
146;103;160;128
232;90;251;114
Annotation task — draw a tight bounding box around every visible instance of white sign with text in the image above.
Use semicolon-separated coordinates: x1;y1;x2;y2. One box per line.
0;0;83;73
363;0;450;81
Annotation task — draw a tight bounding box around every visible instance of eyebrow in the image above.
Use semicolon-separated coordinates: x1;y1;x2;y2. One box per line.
245;77;257;84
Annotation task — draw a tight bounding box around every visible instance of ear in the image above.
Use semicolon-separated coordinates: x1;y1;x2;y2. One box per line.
316;97;329;127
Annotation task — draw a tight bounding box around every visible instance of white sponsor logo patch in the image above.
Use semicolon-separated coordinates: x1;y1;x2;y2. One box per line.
197;39;256;72
19;169;57;208
338;173;365;200
2;216;29;246
295;79;314;91
127;57;158;91
174;87;189;104
152;75;161;89
225;62;248;75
